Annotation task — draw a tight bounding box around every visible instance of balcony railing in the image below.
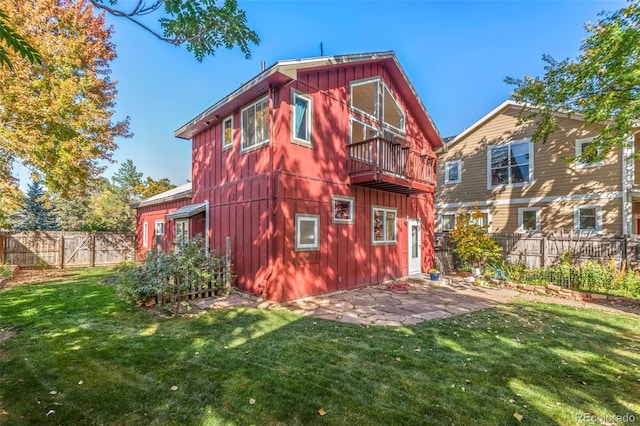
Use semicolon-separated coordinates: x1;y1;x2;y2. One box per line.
347;137;437;195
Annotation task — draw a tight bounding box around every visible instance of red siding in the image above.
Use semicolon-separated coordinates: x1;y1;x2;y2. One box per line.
135;198;195;260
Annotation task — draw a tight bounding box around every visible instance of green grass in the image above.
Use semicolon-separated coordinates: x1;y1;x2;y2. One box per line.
0;268;638;425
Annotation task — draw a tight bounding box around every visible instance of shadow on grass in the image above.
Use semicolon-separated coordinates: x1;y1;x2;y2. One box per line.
0;270;638;425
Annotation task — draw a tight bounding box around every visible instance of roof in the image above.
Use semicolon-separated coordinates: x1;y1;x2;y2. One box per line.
166;202;206;219
132;182;192;208
174;51;444;149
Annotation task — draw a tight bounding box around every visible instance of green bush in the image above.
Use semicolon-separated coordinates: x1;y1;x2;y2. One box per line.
0;263;12;279
104;237;232;315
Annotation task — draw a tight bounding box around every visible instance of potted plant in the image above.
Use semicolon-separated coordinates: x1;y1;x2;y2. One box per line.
428;268;440;281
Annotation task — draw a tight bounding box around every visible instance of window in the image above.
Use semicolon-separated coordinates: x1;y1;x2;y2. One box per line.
518;207;541;233
350;118;377;162
575;137;604;168
241;96;269;152
332;196;354;224
372;207;397;244
222;115;233;150
440;213;456;231
350;78;379;119
382;84;405;132
471;212;490;228
175;220;189;246
295;214;320;251
291;90;312;145
143;222;149;248
155;221;165;236
444;160;462;184
488;140;532;188
574;205;602;232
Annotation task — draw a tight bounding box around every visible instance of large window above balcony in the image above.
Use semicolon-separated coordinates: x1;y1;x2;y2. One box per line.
349;78;405;134
351;79;379;119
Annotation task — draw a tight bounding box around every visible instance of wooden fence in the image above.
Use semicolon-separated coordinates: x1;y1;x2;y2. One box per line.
0;231;135;268
435;232;640;273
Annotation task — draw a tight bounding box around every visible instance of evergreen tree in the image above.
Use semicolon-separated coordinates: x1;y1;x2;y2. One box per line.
14;181;59;231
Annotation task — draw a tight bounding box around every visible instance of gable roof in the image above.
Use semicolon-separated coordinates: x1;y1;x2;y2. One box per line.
132;182;192;208
174;51;444;149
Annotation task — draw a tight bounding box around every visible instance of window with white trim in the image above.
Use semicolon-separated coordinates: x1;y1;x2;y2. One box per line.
222;115;233;150
143;222;149;248
332;196;354;224
575;137;604;168
372;207;397;244
518;207;541;233
350;78;379;119
444;160;461;184
488;140;532;188
382;84;405;132
155;221;165;236
295;214;320;251
440;213;456;231
349;78;406;134
175;220;189;246
291;90;312;145
574;205;602;232
241;96;269;152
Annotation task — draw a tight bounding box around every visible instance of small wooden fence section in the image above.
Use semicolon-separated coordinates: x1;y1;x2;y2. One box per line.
435;232;640;273
0;231;135;268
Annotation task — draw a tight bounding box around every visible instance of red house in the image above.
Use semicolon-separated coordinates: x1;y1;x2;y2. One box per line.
135;51;444;302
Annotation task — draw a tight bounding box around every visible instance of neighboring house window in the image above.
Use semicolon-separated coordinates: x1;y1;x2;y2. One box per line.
440;213;456;231
332;196;354;224
295;214;320;251
291;90;312;145
470;211;490;228
222;115;233;150
444;160;462;184
241;96;269;152
143;222;149;248
175;220;189;246
575;137;604;168
518;207;541;233
488;140;532;188
350;78;379;119
372;207;397;244
574;205;602;232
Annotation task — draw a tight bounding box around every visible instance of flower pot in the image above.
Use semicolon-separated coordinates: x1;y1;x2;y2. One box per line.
429;272;440;281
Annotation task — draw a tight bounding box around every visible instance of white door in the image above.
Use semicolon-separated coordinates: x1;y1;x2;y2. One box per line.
407;219;421;275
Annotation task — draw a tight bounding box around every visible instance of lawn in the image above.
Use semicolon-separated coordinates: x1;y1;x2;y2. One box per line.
0;268;638;425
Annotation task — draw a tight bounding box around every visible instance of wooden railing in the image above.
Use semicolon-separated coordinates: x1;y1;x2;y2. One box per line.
347;137;437;189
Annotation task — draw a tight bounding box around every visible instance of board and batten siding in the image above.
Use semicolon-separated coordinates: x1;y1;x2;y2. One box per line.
437;105;623;234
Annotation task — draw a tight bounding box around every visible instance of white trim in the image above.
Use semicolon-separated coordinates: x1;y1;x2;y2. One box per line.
295;214;320;251
291;89;313;146
438;209;492;232
407;218;421;275
517;207;541;233
439;212;456;231
381;82;406;134
372;206;397;244
574;204;602;233
154;220;165;236
435;191;623;210
222;115;234;150
487;139;533;189
332;195;354;224
575;137;604;169
349;117;378;144
444;160;462;184
349;77;380;121
143;222;149;248
240;96;270;153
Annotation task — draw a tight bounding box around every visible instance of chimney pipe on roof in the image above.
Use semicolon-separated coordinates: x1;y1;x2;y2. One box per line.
260;61;265;72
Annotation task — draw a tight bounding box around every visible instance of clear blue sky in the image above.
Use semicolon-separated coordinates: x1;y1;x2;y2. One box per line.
30;0;624;189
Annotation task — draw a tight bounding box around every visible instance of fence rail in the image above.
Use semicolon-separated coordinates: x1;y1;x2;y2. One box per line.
0;231;135;269
435;232;640;273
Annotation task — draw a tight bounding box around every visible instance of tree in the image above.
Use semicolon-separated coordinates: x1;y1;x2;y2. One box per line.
449;209;502;271
140;177;177;198
84;183;135;232
14;181;60;231
0;8;42;69
89;0;259;61
0;0;131;203
506;2;640;162
52;192;91;231
112;159;144;203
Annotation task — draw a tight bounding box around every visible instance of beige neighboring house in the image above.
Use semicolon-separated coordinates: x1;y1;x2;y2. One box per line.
436;100;640;235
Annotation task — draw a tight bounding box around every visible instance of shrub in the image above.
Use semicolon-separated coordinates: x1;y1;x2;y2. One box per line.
449;208;502;270
0;263;12;279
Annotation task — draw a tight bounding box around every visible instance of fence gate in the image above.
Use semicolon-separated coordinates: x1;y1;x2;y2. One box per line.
64;234;92;267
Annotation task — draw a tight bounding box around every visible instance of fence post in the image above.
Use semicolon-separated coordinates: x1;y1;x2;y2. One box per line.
540;235;547;268
90;233;96;267
0;234;5;264
224;236;232;292
59;234;64;269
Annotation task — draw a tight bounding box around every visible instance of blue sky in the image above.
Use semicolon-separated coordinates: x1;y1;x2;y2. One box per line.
24;0;623;189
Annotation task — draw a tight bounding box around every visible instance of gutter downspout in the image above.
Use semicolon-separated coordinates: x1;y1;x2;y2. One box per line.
205;199;210;255
622;133;637;235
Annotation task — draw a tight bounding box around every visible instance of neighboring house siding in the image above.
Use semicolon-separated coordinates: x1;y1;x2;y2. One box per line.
437;104;623;234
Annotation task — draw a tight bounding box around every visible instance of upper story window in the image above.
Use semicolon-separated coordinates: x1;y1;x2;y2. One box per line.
444;160;461;184
291;90;312;145
575;137;604;168
222;115;233;150
349;78;405;134
241;96;269;152
488;140;532;188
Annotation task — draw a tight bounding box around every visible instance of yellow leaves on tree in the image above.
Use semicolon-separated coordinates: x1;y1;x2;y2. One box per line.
449;208;503;269
0;0;130;203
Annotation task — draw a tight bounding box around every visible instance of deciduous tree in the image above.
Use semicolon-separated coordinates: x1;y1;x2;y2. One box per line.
506;2;640;161
140;177;177;198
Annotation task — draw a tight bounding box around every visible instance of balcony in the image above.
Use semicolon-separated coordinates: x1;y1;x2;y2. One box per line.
347;137;437;195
